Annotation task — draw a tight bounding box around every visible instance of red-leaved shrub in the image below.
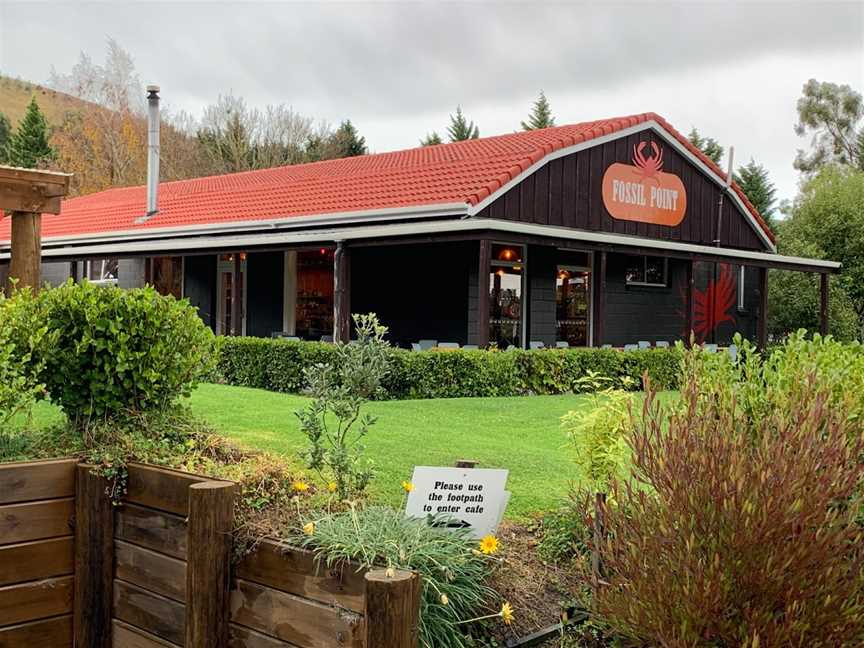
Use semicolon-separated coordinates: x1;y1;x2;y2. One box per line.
589;367;864;647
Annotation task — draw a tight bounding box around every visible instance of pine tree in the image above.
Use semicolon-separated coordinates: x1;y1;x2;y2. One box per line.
420;132;442;146
521;91;555;130
0;112;11;164
328;120;367;158
447;106;479;142
687;127;724;166
734;159;777;226
8;96;57;169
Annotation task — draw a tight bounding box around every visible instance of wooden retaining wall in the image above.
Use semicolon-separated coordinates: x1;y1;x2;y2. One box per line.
0;459;77;648
0;460;421;648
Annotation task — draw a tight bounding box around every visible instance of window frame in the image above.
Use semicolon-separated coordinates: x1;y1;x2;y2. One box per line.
737;265;747;312
624;255;669;288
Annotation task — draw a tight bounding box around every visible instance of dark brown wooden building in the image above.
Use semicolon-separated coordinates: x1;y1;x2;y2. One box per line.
0;112;838;348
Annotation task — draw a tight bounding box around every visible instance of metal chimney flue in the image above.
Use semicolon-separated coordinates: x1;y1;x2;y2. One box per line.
146;84;160;217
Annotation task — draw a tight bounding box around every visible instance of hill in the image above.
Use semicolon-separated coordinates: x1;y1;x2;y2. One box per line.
0;75;95;128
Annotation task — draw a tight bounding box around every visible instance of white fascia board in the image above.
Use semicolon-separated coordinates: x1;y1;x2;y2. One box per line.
26;218;837;271
25;201;469;247
465;120;778;253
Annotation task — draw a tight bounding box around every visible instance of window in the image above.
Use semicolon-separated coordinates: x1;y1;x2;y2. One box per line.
150;256;183;299
625;255;667;287
85;258;119;285
295;248;334;340
556;265;591;347
488;244;524;348
738;266;746;311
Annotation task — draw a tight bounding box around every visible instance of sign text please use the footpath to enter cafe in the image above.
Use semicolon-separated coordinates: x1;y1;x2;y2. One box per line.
405;466;510;539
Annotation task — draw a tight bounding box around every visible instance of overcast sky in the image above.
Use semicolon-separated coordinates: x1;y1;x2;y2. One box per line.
1;1;862;204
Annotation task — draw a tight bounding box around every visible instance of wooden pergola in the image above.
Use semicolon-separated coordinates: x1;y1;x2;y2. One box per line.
0;165;71;292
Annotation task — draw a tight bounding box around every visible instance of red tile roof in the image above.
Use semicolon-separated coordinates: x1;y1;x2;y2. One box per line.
0;112;775;245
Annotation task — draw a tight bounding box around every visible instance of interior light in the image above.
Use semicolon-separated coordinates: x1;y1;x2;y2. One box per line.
320;248;328;255
499;248;516;261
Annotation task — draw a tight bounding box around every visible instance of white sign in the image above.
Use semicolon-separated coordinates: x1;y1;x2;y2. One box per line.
405;466;510;539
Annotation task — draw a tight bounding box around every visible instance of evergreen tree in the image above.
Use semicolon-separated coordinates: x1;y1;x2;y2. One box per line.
734;159;778;226
687;127;724;165
420;132;442;146
328;120;367;158
8;96;57;169
521;91;555;130
447;106;479;142
0;112;11;164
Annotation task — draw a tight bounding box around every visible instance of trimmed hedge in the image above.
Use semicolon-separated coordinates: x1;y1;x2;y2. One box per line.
215;337;681;399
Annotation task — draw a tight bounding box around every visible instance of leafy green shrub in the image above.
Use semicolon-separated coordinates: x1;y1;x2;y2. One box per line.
296;314;390;499
561;372;634;493
688;331;864;433
216;337;681;399
39;281;216;422
299;506;496;648
0;288;54;437
589;340;864;647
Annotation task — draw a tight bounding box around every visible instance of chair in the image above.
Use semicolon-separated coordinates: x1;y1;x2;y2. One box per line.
418;339;438;351
638;341;651;349
601;344;613;349
411;343;423;352
623;344;639;351
438;342;460;350
655;340;670;348
462;344;479;350
529;341;545;350
727;344;738;361
555;341;569;349
704;344;718;353
320;334;334;343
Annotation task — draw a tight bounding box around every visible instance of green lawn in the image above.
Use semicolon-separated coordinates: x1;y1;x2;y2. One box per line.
188;384;594;519
24;383;621;519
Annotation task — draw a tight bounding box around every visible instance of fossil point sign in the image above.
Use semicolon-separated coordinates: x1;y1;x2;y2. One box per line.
601;142;687;226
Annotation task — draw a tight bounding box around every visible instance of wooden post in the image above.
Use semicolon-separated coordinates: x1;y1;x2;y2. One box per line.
820;273;830;337
477;239;491;348
757;266;768;350
333;241;350;343
592;251;607;347
186;481;235;648
364;569;422;648
73;465;114;648
455;459;478;469
685;260;695;346
0;166;71;294
8;211;42;292
231;253;242;336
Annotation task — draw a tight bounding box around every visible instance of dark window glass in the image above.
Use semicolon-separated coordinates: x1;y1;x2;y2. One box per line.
491;244;523;264
625;255;667;286
151;256;183;299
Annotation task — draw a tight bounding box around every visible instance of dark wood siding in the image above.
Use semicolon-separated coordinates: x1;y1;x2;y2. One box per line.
475;129;769;251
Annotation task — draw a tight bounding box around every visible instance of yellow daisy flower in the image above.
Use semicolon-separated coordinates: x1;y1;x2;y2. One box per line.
327;482;338;493
500;602;514;625
401;480;414;493
479;534;499;555
292;480;310;493
302;521;315;535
